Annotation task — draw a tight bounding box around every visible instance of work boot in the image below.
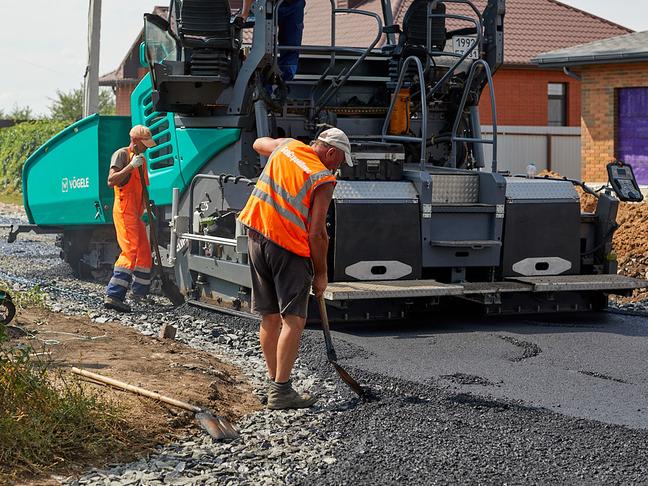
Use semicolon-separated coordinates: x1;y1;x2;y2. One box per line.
130;294;156;306
267;380;317;410
103;296;131;313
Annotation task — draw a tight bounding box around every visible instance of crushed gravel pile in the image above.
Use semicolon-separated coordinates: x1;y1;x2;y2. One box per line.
614;202;648;284
4;202;648;484
577;189;648;301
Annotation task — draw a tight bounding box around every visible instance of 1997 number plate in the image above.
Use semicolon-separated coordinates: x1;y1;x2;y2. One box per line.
452;35;479;60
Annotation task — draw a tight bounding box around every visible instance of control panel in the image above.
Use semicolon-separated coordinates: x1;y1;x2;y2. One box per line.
606;160;644;202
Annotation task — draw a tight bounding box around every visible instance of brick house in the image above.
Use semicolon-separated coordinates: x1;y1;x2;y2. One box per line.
102;1;630;127
535;31;648;185
99;6;167;115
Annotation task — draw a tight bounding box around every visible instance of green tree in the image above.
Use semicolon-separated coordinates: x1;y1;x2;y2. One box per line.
0;105;33;121
8;105;33;121
48;86;115;122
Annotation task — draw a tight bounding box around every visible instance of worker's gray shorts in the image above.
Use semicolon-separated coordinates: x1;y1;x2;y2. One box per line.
247;229;313;318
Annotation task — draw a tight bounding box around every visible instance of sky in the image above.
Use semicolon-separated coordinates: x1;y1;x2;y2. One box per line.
1;0;647;117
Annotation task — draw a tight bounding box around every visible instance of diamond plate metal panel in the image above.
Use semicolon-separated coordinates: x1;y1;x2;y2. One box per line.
324;280;463;300
431;174;480;203
505;179;578;200
461;282;533;294
333;181;418;200
508;275;648;292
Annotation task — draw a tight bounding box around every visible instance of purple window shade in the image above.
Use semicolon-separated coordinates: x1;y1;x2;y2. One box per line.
617;87;648;185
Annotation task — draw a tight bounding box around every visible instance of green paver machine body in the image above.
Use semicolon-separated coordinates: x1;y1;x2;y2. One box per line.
20;0;648;318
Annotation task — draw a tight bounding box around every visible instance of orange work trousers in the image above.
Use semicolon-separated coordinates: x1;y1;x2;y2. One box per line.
106;158;152;300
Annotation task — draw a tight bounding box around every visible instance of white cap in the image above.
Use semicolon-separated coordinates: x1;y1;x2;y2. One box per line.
317;128;353;166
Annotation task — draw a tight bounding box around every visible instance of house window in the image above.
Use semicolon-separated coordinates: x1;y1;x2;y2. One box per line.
548;83;567;126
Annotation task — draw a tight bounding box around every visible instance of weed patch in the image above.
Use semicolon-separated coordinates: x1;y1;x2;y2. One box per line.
0;282;46;310
0;191;22;206
0;305;139;483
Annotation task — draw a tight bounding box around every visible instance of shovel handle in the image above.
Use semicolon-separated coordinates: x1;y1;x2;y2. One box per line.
138;167;163;262
317;296;338;362
71;367;201;413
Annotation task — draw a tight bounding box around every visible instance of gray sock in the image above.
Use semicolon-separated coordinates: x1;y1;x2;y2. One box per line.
269;379;291;391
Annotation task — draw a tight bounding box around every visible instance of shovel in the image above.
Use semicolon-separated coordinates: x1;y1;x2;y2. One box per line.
71;367;239;441
317;295;374;401
137;166;185;306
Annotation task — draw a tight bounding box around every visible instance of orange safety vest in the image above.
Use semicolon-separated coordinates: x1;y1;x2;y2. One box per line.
238;139;337;257
113;148;149;217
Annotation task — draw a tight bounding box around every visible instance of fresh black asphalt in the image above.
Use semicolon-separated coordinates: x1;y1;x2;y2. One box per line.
297;310;648;484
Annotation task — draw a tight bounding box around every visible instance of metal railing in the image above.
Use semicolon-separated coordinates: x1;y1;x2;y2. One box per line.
381;56;429;169
312;0;384;113
270;0;384;114
381;0;498;171
451;59;498;171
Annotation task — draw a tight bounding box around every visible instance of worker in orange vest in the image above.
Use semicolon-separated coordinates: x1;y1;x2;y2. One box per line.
238;128;353;409
104;125;157;313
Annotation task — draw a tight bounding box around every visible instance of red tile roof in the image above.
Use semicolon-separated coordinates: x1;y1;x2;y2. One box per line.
488;0;632;64
302;0;632;65
104;0;633;83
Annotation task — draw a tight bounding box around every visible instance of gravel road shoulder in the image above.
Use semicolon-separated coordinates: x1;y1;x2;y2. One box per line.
3;202;648;485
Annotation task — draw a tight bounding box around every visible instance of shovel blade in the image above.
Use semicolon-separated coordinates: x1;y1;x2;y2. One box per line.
330;361;371;400
196;412;239;441
162;278;185;307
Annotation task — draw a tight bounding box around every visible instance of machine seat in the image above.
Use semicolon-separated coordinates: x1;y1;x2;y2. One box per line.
151;0;242;114
399;0;447;52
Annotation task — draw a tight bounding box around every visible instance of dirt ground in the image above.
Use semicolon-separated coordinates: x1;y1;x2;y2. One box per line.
538;171;648;303
6;307;261;483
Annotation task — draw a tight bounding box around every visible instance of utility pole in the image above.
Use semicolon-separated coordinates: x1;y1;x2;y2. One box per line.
83;0;102;118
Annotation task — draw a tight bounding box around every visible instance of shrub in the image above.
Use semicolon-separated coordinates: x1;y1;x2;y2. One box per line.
0;285;135;482
0;120;68;194
0;282;46;309
0;344;133;482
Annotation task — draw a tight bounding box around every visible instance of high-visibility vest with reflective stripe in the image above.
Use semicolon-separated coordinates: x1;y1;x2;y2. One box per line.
238;139;336;257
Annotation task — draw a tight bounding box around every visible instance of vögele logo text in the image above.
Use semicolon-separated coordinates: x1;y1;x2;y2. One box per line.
61;176;90;192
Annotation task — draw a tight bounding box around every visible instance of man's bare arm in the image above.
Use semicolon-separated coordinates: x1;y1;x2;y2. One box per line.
308;183;334;297
107;153;144;187
107;165;135;187
252;137;291;157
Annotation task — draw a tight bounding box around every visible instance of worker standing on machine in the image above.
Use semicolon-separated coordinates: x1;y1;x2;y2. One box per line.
241;0;305;81
238;128;353;409
104;125;157;313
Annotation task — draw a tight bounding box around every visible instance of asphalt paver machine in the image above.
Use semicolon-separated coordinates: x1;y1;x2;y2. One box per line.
18;0;648;320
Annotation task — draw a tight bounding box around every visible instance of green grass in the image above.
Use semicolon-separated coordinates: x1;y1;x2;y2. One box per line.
0;289;138;483
0;345;134;482
0;281;46;310
0;191;23;206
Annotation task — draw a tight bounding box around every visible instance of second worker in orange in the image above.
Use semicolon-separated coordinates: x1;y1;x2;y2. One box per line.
238;128;353;409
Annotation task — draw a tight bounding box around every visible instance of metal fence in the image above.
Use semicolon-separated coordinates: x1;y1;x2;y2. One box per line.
480;125;581;179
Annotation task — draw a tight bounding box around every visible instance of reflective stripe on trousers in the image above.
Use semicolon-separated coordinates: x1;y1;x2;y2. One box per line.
106;268;132;301
132;267;151;297
106;208;153;300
